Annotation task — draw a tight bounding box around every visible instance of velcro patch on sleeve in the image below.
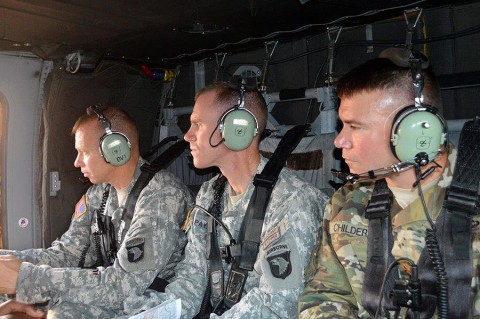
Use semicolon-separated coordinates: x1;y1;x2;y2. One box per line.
260;231;302;291
262;214;289;250
74;195;88;220
266;244;292;279
126;237;145;263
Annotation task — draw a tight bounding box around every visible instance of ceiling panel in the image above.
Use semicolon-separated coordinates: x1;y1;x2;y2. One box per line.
0;0;474;66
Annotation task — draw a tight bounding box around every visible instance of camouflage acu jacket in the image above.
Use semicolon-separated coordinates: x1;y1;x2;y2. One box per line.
1;158;193;315
299;147;480;318
123;157;328;319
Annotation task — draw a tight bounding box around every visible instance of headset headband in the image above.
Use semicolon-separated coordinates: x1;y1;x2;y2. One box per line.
91;104;112;134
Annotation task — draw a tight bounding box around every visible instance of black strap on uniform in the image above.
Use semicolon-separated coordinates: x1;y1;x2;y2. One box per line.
362;118;480;318
220;124;311;310
207;175;228;310
415;117;480;319
194;175;227;319
362;178;398;316
119;138;187;293
78;185;111;268
120;139;188;244
441;117;480;318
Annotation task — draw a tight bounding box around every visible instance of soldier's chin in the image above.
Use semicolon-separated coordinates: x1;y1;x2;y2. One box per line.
346;166;360;175
192;159;205;169
87;177;99;184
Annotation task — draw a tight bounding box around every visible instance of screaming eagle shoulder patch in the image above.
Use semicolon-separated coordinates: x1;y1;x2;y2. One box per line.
74;195;88;220
266;244;292;279
126;237;145;263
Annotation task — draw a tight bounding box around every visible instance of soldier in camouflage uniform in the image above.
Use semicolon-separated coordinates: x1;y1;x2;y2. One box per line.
121;82;328;319
299;53;480;318
0;106;194;318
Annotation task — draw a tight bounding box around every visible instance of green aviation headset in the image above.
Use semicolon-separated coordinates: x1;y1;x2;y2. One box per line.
390;50;448;165
91;105;131;166
216;86;259;151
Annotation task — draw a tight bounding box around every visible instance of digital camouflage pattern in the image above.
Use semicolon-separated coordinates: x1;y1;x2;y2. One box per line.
0;158;194;318
122;157;328;319
299;147;480;318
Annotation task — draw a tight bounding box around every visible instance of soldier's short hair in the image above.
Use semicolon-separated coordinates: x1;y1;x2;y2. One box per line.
195;82;268;136
336;58;443;112
72;106;139;152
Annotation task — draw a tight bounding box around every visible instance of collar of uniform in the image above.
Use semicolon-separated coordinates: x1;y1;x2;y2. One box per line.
111;157;143;199
257;155;268;173
133;157;147;182
225;156;266;201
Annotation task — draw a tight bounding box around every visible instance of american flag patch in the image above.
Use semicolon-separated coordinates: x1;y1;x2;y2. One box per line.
74;195;88;220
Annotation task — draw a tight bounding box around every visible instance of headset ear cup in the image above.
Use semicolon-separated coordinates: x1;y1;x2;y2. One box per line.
100;132;131;166
391;106;447;163
221;109;258;151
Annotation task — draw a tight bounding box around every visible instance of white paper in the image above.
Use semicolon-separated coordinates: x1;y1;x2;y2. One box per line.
128;299;181;319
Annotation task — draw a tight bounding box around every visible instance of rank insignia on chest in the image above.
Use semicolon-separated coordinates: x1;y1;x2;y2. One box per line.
266;244;292;279
126;237;145;262
74;195;88;220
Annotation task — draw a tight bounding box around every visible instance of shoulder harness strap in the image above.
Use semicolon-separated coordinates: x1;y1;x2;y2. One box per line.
361;178;398;316
416;117;480;319
117;139;187;292
120;139;187;245
222;124;310;310
362;117;480;318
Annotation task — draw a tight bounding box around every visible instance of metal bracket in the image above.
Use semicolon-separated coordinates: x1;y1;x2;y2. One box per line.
49;171;61;196
326;26;343;85
214;52;227;82
258;41;278;93
404;7;423;50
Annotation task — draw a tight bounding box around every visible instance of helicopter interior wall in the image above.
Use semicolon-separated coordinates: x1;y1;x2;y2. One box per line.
0;53;44;250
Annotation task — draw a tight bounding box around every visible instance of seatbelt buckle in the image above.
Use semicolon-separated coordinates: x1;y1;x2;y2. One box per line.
91;212;105;234
445;187;480;216
219;246;229;261
365;192;393;219
253;174;276;190
140;163;158;175
391;278;422;311
220;243;241;263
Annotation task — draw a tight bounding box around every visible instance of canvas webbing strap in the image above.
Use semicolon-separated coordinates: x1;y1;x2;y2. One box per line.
415;117;480;319
222;124;310;309
363;117;480;318
361;178;398;316
120;139;187;244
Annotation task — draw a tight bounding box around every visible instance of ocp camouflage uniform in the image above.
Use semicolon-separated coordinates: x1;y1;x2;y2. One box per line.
299;147;480;318
122;157;328;318
0;158;194;318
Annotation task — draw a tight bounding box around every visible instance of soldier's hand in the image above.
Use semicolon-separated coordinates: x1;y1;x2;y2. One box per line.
0;255;21;294
0;300;45;318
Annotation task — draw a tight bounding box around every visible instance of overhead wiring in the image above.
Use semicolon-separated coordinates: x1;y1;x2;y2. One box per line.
162;0;428;62
266;21;480;65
